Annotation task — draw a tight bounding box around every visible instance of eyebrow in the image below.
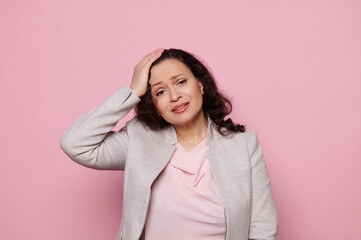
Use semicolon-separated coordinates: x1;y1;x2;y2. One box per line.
150;74;185;89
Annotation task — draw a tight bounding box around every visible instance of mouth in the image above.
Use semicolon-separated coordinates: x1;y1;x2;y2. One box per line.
171;102;189;113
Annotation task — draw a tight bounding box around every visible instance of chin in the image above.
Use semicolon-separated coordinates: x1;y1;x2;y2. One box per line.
163;110;204;127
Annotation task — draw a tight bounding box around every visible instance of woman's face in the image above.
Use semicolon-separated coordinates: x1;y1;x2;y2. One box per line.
149;59;204;127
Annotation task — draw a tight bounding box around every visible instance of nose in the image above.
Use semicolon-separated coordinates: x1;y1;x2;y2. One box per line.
169;87;181;102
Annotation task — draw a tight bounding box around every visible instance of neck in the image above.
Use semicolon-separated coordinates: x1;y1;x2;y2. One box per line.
174;112;208;146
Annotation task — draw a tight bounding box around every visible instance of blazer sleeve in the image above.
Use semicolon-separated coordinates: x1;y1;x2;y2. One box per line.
247;130;278;240
60;85;141;170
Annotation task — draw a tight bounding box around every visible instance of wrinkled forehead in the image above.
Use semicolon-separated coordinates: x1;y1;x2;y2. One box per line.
149;59;193;85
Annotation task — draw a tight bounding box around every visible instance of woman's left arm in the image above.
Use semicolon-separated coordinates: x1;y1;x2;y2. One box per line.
247;130;278;240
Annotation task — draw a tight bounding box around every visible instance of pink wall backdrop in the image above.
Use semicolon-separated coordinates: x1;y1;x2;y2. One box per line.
1;0;360;239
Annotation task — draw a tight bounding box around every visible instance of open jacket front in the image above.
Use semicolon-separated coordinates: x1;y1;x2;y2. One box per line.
60;86;278;240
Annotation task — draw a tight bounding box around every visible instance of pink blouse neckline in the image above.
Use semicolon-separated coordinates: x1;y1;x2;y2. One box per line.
144;137;226;239
171;139;207;186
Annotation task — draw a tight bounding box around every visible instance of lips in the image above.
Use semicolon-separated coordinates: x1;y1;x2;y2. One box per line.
171;102;189;113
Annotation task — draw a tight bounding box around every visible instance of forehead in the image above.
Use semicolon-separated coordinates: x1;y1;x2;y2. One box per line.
149;59;193;84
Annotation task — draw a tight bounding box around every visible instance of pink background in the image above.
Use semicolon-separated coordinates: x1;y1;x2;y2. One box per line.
1;0;360;239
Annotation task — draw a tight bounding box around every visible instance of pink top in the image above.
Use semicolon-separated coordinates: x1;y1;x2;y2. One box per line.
143;139;226;240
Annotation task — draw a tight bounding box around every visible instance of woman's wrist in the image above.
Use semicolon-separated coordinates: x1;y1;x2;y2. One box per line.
130;85;143;98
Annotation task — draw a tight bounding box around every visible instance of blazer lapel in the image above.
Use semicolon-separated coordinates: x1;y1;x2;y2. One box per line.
141;124;178;187
206;120;242;240
205;120;236;203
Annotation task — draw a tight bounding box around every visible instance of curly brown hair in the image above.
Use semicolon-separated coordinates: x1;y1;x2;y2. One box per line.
135;48;245;136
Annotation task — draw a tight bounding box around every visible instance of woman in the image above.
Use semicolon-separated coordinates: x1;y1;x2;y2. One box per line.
60;48;278;240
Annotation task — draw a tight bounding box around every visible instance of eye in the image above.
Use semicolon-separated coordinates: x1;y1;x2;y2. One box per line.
177;79;187;85
156;89;165;97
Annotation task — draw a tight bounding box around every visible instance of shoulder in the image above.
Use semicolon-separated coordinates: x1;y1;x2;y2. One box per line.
124;117;153;134
234;128;258;147
212;127;260;159
208;126;260;169
124;116;144;128
124;116;175;141
229;128;260;154
214;126;257;145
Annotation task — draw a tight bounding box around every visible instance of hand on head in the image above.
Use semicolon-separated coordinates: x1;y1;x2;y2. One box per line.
130;48;164;98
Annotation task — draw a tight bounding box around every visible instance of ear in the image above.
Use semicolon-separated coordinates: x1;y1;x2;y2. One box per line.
198;81;204;95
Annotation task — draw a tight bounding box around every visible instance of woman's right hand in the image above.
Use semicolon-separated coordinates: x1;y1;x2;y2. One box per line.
130;48;164;98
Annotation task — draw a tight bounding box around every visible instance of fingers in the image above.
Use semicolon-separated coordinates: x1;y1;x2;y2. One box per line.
140;48;164;67
130;48;165;98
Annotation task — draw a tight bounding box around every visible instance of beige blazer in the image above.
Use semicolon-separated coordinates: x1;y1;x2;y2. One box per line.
60;86;278;240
